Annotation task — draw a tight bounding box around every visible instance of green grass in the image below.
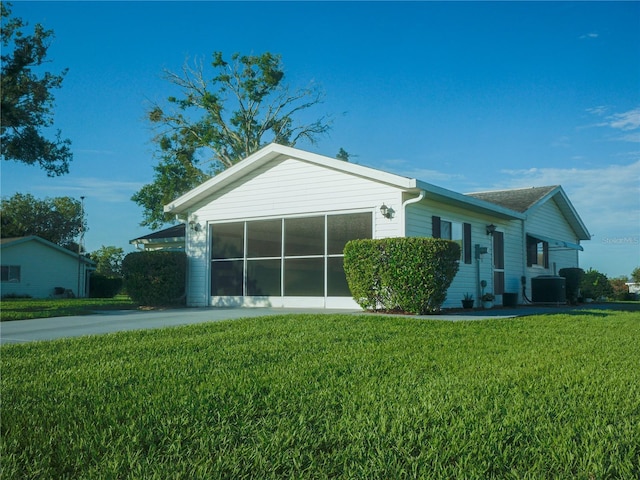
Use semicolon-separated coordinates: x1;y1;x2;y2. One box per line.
0;295;138;321
2;311;639;478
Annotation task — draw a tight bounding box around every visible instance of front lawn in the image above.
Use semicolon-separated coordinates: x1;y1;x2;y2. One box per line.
0;296;138;321
2;311;639;478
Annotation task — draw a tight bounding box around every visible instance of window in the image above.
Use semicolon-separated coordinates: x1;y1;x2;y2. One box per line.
1;265;21;283
527;235;549;268
433;216;467;262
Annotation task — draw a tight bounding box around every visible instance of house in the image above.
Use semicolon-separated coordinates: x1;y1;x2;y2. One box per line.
130;224;186;251
164;143;590;309
0;236;95;298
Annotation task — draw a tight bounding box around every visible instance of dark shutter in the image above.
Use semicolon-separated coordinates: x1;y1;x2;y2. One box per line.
494;271;505;295
543;241;549;268
463;222;472;264
432;216;441;238
493;231;504;270
526;236;535;266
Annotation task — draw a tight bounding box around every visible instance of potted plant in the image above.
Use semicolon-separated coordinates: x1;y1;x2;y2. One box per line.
461;293;474;309
481;292;495;309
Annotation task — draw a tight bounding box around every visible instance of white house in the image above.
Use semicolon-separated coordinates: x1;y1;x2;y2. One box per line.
164;143;590;310
0;236;95;298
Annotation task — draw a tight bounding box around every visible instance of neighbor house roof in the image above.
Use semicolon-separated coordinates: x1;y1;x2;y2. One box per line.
0;236;96;265
129;224;186;244
467;186;591;240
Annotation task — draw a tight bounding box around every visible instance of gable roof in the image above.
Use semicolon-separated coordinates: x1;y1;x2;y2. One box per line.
466;186;558;213
467;186;590;240
164;143;524;220
0;236;96;264
163;143;589;237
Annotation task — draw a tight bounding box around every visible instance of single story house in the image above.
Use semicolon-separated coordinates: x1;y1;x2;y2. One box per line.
164;143;590;309
0;236;95;298
130;224;186;252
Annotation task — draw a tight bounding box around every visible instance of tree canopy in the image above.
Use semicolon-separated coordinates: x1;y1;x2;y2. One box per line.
132;51;331;229
1;3;72;176
89;246;125;278
0;193;85;250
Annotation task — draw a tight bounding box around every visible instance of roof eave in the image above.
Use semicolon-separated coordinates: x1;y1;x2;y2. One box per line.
417;180;525;219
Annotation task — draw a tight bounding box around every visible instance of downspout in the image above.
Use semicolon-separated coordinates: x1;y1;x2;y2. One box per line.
401;190;426;236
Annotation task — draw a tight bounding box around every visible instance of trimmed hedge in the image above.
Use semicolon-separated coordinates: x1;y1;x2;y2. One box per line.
559;267;584;304
89;273;123;298
344;237;460;314
122;251;186;306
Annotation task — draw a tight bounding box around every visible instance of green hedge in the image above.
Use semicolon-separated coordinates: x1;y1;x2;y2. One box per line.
89;273;123;298
122;251;186;306
559;267;584;304
344;237;460;314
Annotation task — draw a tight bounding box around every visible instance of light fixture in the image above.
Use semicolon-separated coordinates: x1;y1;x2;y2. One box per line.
486;224;497;236
380;203;393;219
189;220;201;232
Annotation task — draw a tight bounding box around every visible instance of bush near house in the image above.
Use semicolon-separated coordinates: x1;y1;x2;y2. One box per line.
559;267;584;305
344;237;460;314
89;273;123;298
122;251;186;306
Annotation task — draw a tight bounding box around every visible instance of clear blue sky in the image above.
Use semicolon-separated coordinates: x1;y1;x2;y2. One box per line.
3;1;639;278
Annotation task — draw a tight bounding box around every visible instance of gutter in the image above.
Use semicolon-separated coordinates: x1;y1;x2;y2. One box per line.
401;190;426;236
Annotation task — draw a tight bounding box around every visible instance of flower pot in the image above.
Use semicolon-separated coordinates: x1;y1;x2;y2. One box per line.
462;299;474;309
482;301;493;309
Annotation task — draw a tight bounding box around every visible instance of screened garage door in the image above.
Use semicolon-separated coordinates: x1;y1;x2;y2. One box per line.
210;212;372;302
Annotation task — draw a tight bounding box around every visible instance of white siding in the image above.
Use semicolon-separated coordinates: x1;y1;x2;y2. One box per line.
406;199;524;308
1;241;89;298
186;157;405;307
524;198;581;286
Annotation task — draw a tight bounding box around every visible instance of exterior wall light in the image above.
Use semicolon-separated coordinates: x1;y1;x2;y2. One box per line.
486;224;497;236
189;220;201;232
380;203;394;219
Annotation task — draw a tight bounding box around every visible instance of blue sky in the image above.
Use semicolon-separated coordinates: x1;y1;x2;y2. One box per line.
3;1;639;278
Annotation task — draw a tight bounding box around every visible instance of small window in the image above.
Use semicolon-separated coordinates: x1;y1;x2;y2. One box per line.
1;265;21;283
437;219;463;260
527;236;549;268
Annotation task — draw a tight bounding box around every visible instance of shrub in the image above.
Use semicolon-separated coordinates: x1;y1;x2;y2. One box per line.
344;237;460;314
580;268;613;301
559;267;584;304
89;273;123;298
122;251;186;306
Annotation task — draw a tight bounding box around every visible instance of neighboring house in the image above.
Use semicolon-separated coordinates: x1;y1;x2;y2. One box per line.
164;143;590;309
0;236;95;298
626;283;640;296
129;224;186;251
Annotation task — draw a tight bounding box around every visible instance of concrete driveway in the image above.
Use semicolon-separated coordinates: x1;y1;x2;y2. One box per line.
0;306;525;345
3;303;627;345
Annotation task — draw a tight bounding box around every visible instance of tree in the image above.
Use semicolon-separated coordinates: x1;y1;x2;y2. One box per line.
336;148;352;162
580;268;613;301
133;51;331;228
89;246;125;278
631;266;640;283
1;3;72;176
0;193;84;249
